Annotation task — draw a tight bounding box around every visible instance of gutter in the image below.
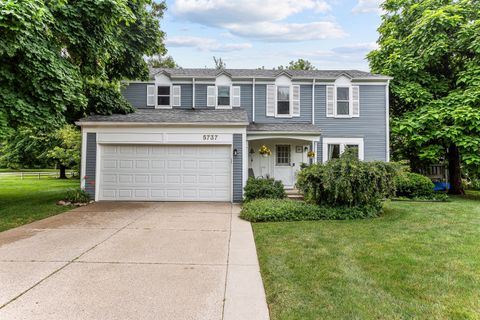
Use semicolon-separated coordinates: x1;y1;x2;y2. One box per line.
75;121;250;127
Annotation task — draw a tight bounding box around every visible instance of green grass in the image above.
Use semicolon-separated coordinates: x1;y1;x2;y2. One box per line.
0;168;58;172
0;176;78;232
253;192;480;320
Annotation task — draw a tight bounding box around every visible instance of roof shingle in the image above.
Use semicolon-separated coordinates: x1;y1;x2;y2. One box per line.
78;109;249;124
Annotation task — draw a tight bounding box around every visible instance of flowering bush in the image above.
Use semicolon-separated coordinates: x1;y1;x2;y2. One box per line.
258;145;272;156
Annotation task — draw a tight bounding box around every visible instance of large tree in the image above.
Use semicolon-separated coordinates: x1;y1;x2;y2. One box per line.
0;0;166;137
277;59;316;71
368;0;480;194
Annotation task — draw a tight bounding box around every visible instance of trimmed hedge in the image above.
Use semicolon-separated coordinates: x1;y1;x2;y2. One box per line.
244;177;286;202
240;199;381;222
394;172;434;198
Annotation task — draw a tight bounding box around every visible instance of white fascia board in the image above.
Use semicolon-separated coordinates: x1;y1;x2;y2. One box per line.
76;121;249;127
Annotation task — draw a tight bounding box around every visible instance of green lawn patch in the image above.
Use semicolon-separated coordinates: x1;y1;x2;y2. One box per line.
0;176;78;232
253;192;480;320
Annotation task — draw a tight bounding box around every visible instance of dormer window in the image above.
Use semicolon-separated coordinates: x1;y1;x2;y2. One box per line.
336;87;350;115
217;86;230;106
157;86;170;106
277;86;290;115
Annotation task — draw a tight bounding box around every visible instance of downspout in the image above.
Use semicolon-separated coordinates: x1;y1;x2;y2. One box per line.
386;79;390;161
192;77;196;109
312;78;315;125
252;78;256;123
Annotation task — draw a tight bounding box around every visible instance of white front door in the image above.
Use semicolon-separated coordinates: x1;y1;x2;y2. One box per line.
98;144;231;201
274;145;295;188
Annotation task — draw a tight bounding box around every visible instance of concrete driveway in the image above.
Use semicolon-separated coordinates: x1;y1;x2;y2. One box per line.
0;202;269;320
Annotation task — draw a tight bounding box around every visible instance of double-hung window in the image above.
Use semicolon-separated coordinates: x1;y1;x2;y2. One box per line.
277;86;290;115
336;87;350;116
217;86;230;106
323;138;364;162
157;86;170;107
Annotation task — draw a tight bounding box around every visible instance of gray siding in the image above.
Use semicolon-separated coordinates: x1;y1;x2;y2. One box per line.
195;84;214;109
315;85;387;162
254;84;312;123
85;133;97;199
232;134;243;202
122;83;192;109
122;83;152;109
237;84;253;121
178;84;193;109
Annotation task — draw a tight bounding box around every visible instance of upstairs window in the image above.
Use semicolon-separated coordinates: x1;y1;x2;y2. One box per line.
217;86;230;106
336;87;350;116
157;86;170;106
277;86;290;115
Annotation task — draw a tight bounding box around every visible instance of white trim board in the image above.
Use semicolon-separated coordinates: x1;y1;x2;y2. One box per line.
322;137;364;162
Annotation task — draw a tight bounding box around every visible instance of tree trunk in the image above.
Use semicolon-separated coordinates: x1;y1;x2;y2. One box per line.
59;165;67;179
447;144;464;195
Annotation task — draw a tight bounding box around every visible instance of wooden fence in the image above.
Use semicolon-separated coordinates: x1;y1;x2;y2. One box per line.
0;171;76;179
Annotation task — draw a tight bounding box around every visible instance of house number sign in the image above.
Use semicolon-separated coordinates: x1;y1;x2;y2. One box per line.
203;134;218;141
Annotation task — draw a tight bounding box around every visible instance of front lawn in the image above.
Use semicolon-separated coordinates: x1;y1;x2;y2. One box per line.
253;192;480;320
0;176;78;232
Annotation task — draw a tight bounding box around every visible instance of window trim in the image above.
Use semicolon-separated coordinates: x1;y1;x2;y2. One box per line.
275;85;292;118
334;86;352;118
322;138;364;162
216;85;231;109
275;144;291;166
156;85;171;109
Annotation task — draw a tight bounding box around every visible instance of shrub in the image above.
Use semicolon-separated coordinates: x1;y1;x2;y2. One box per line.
244;177;286;202
64;188;90;203
240;199;380;222
394;172;434;198
296;149;398;211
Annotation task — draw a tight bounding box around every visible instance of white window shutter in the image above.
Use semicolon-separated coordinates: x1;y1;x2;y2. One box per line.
207;86;216;107
352;86;360;117
326;86;335;117
292;85;300;117
266;85;276;117
172;85;181;107
232;86;241;107
147;85;155;106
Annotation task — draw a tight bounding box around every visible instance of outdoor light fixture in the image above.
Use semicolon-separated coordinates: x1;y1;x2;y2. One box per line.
304;146;309;152
233;149;238;156
249;148;255;155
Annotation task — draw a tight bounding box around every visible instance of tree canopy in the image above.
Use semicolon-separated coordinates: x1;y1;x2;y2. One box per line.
0;0;166;137
278;59;316;70
368;0;480;194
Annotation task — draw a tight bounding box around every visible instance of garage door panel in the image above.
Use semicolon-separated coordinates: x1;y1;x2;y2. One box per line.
99;145;231;201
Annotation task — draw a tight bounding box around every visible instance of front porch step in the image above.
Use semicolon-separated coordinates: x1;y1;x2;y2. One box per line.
286;189;304;201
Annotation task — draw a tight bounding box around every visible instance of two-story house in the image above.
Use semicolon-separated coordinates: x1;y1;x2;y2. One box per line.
77;68;391;202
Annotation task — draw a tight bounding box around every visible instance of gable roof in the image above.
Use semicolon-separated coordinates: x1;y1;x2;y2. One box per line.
149;68;391;81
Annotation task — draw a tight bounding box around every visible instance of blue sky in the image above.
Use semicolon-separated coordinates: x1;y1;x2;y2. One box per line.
161;0;383;71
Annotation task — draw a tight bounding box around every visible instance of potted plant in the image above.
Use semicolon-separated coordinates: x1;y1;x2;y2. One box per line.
259;145;272;157
307;150;316;158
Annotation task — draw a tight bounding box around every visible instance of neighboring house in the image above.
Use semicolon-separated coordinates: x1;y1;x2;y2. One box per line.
77;68;391;202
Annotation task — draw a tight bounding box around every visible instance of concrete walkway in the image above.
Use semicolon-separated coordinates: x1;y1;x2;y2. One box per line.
0;202;269;320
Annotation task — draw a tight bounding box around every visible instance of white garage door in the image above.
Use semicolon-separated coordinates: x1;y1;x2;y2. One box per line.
99;145;231;201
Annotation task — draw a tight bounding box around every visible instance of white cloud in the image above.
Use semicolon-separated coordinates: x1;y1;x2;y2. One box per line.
226;21;346;41
173;0;331;25
352;0;383;14
171;0;342;42
165;36;252;52
332;42;378;54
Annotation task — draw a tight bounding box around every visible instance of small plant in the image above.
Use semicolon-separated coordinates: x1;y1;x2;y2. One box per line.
244;177;286;202
394;172;434;198
64;188;90;203
307;150;315;158
258;145;272;157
